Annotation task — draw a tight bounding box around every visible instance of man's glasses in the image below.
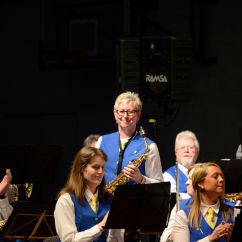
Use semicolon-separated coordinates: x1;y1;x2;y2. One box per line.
115;110;138;117
177;146;196;152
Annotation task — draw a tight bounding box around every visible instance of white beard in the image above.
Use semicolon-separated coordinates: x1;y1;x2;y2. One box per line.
179;159;195;168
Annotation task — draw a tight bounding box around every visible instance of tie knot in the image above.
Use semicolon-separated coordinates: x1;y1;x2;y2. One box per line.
121;140;128;150
207;207;214;215
205;207;216;229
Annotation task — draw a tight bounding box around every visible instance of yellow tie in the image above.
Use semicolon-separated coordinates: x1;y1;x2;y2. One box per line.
205;207;216;228
121;140;128;150
90;195;98;213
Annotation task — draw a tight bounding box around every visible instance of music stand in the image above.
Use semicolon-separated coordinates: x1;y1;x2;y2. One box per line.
0;144;62;239
0;201;56;240
105;182;171;233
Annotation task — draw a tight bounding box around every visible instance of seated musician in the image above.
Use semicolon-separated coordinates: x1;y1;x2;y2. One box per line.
54;146;123;242
163;130;199;200
173;162;234;242
161;163;241;242
0;169;17;221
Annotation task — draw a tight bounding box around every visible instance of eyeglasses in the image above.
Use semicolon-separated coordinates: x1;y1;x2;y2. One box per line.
177;146;196;152
115;110;138;117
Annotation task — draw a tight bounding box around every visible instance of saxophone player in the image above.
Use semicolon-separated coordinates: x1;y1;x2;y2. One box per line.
96;91;163;242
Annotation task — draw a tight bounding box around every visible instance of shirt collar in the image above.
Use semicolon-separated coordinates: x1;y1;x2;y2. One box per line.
201;200;220;217
178;163;188;176
85;188;98;203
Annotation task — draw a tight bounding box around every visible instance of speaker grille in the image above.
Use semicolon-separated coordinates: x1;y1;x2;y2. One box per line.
118;36;192;102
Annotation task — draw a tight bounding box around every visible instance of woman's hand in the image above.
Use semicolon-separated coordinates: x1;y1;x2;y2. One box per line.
209;221;233;242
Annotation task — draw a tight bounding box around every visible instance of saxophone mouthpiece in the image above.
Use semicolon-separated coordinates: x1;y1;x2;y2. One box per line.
139;126;145;137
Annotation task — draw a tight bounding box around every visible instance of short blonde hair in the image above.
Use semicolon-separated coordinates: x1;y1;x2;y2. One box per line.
114;91;143;111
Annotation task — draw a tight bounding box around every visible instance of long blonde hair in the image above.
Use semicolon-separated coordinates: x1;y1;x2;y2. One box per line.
57;146;109;203
188;162;233;229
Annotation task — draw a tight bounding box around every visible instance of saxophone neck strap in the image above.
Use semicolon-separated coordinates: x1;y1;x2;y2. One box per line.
116;131;136;175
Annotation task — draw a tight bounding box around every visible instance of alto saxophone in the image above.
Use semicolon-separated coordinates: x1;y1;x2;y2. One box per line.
104;126;150;196
0;219;7;231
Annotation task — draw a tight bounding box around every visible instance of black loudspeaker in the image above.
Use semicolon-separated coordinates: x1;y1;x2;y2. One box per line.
118;36;192;102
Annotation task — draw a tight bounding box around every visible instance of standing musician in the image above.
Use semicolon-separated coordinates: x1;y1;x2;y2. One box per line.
96;91;163;242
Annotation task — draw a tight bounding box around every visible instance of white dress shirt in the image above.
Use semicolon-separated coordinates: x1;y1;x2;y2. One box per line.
54;190;123;242
173;201;221;242
0;184;17;220
0;196;13;220
160;204;177;242
163;163;190;199
236;144;242;159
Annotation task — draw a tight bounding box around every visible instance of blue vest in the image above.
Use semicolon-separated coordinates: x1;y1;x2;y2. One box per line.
223;198;237;207
182;204;234;242
70;194;112;242
100;131;153;184
180;197;192;209
164;165;187;193
180;197;236;209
